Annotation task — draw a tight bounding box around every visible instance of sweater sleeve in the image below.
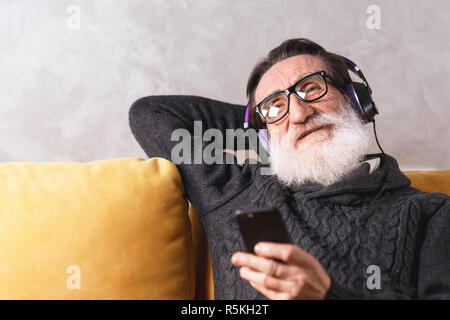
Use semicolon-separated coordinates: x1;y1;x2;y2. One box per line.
128;95;255;216
326;196;450;300
416;196;450;299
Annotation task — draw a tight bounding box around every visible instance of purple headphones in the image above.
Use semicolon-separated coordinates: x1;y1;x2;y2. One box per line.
243;56;379;153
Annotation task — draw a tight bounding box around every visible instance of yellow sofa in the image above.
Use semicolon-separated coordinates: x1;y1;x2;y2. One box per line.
0;157;448;299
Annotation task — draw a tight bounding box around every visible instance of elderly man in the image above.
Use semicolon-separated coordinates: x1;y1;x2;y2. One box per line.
129;38;450;299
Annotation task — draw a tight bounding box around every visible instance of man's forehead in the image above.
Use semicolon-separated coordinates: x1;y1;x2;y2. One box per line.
255;54;325;103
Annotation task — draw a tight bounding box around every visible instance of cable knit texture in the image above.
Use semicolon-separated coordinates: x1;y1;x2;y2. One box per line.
129;95;450;300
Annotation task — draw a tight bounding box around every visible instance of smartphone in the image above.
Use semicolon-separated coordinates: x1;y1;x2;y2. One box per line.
234;207;291;254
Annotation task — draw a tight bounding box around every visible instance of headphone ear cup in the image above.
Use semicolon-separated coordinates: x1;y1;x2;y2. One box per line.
345;82;378;124
345;82;366;122
352;82;378;123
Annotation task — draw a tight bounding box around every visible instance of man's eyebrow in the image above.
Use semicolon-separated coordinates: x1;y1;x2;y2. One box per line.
264;71;314;97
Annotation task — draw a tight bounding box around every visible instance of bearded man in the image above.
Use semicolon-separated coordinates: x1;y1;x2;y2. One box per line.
128;38;450;299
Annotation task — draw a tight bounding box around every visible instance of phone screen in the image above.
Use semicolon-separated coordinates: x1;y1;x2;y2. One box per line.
234;207;290;254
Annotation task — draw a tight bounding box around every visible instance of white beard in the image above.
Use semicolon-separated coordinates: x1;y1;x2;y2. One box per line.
268;99;372;187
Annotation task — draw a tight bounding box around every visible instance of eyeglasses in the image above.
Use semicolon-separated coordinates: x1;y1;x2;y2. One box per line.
255;70;338;124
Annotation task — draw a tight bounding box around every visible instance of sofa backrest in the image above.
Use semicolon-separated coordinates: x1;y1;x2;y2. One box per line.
404;170;450;195
0;157;196;299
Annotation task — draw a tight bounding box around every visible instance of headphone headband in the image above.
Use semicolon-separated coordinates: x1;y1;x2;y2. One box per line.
244;102;250;128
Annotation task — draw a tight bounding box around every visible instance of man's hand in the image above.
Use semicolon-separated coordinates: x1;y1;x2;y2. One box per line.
231;242;331;300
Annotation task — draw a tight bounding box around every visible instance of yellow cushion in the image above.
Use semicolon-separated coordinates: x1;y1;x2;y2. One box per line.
404;169;450;195
0;157;195;299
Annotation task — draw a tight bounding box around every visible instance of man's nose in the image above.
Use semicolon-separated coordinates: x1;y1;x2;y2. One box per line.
288;94;315;124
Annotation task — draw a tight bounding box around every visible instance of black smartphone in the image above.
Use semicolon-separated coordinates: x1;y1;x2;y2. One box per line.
234;207;291;254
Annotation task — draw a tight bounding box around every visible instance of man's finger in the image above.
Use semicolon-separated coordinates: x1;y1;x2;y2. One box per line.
254;242;312;266
231;252;291;278
249;281;290;300
239;266;292;292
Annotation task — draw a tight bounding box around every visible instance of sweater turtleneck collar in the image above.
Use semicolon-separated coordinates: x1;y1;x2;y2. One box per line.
283;153;412;203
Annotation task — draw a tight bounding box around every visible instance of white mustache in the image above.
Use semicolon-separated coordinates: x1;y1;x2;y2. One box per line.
283;115;337;147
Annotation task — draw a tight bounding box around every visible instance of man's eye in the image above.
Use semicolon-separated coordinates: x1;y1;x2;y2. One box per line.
270;100;282;107
266;98;285;109
304;83;320;92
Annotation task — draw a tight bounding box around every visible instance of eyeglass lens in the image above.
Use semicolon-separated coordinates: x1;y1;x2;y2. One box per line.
259;74;327;123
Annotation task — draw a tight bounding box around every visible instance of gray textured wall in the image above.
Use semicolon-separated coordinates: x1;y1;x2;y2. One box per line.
1;0;449;170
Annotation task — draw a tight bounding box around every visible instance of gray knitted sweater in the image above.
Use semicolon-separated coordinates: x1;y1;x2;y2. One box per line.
129;95;450;300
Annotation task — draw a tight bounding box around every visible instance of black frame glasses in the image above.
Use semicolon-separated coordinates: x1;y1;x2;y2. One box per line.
255;70;339;124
